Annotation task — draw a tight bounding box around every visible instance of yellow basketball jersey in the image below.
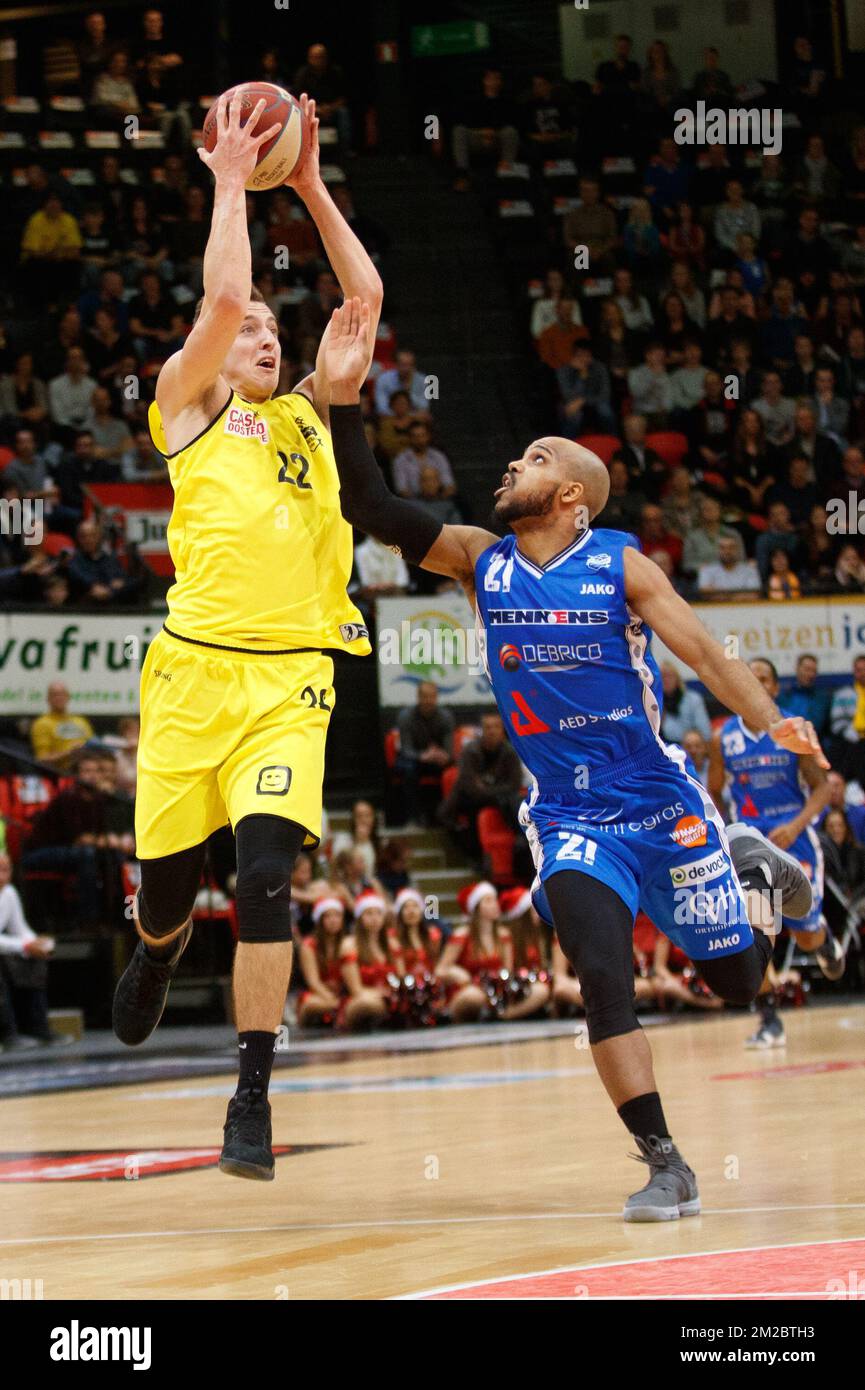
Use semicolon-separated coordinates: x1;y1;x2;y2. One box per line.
148;390;371;655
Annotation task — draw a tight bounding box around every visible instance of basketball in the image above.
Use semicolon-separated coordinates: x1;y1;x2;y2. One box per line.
202;81;304;191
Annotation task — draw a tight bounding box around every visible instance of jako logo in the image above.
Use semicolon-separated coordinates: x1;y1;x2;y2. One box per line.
580;582;614;595
707;934;741;952
669;850;727;887
586;553;612;571
50;1321;152;1371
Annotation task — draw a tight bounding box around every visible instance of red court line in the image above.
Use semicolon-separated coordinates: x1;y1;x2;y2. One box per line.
419;1238;865;1299
713;1060;865;1082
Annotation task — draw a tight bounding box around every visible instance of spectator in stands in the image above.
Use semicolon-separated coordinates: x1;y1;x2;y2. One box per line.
785;333;819;398
819;770;865;839
440;712;523;857
292;43;351;149
594;458;645;532
761;278;809;369
536;297;588;369
48;349;96;439
769;450;819;524
613;266;654;334
794;134;841;208
594;299;637;406
659;663;711;743
790;36;827;120
395;682;453;828
682;728;710;788
729;407;774;513
682;494;744;576
833;444;865;508
529;268;582;340
0;852;56;1051
811;365;850;450
90;386;133;467
658;293;696;368
79;205;121;289
168;186;210;286
3;430;53;501
84;306;133;386
392;421;455;499
0;353;49;436
783;207;834;312
713;179;761;258
801;504;839;591
30;681;94;770
667;259;706;328
330;800;380;880
639;503;682;573
691;46;734;102
623;198;663;277
20;194;82;308
92;50;140;116
644;136;691;227
519;73;577;158
661;466;701;539
123;195;171;284
330;185;389;265
829;654;865;778
755;500;802;583
295;269;341;347
735;233;770;299
697;535;761;598
375;349;429;418
562;177;618;270
66;518;135;604
101;715;140;796
451;67;519;192
76;10;111;94
670;339;708;417
556;341;614;434
79;267;129;334
627;342;673;427
834;542;865;593
412;466;462;531
613;412;667;500
53;429;112;515
377;390;418;459
788;400;840;490
766;547;803;600
751;369;796;450
353;533;410;603
667;203;706;271
123;428;167;482
707;285;757;367
785;654;832;738
819;810;865;900
640;39;681;120
128;270;184;362
134;7;183;72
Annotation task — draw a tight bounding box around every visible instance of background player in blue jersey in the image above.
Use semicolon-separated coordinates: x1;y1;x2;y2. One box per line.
325;300;827;1223
710;657;844;1049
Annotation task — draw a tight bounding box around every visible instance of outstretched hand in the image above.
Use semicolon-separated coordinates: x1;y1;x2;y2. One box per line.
768;716;830;769
198;92;282;185
324;297;372;393
282;94;321;195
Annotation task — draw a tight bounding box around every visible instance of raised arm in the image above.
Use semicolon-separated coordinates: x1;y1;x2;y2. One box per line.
286;97;383;423
156;94;281;421
326;298;497;599
624;546;829;767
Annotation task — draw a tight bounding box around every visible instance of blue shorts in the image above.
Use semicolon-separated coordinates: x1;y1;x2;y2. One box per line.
521;745;753;962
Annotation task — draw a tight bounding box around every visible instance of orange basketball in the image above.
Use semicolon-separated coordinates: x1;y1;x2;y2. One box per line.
202;81;304;191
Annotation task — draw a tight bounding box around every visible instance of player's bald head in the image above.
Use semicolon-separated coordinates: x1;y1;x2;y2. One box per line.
538;436;611;520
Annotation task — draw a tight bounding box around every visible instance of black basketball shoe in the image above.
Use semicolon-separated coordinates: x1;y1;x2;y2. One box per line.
112;924;192;1045
219;1087;275;1181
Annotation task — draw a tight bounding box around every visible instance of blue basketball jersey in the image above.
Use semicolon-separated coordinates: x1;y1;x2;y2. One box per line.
473;527;663;787
719;714;806;829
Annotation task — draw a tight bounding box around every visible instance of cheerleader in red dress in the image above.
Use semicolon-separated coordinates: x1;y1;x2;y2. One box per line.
393;887;442;974
339;889;403;1030
633;912;722;1012
436;881;513;1022
297;897;349;1028
498;886;551;1016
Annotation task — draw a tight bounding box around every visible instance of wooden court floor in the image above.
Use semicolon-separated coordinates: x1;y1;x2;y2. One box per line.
1;1004;864;1300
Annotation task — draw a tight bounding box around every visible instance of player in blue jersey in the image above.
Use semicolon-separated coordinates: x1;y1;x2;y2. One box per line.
710;657;844;1050
325;299;827;1223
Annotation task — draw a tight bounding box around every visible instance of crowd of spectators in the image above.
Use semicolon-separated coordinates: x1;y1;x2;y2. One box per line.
449;35;865;601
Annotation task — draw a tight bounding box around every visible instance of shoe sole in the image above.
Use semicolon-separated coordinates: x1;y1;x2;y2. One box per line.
726;824;813;920
624;1198;701;1222
218;1156;275;1181
112;927;192;1046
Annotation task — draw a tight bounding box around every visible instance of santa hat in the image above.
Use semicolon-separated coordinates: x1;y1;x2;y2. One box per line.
498;886;532;921
394;887;425;916
354;890;387;918
457;880;498;917
312;896;344;925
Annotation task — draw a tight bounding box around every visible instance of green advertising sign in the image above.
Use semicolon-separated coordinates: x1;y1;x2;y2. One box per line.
411;20;490;58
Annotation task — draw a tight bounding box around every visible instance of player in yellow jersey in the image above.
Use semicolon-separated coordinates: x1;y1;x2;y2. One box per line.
112;93;382;1180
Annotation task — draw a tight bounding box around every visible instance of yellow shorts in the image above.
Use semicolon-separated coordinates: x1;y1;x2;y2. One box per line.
135;629;334;860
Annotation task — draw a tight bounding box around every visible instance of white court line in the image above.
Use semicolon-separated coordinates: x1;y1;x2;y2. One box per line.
1;1202;864;1250
395;1233;865;1299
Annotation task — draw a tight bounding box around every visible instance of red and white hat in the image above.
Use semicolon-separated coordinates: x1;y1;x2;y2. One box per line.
498;886;532;921
457;880;498;917
354;890;387;918
312;896;344;925
394;887;425;916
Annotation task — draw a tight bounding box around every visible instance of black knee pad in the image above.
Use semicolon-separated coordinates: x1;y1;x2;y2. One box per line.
579;965;641;1044
138;841;208;938
698;934;772;1007
234;815;306;944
